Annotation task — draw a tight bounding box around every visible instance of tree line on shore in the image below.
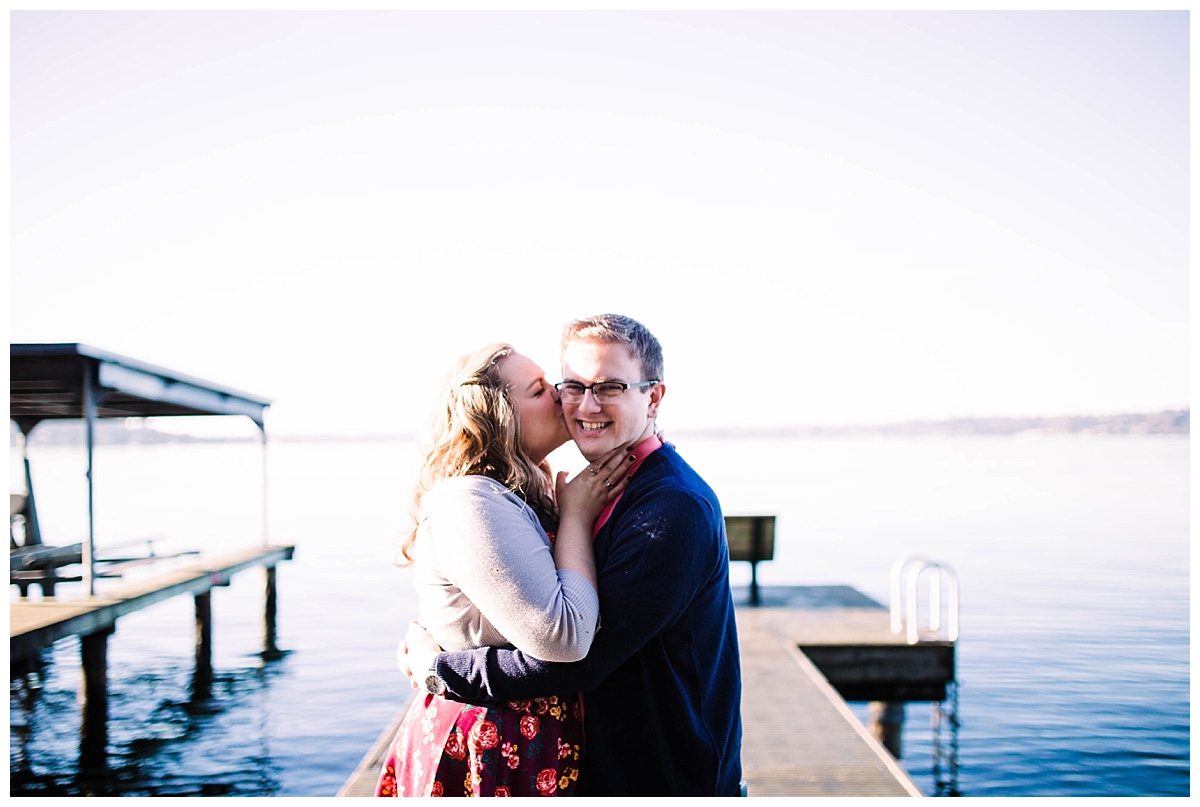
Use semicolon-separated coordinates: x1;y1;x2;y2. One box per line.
11;410;1189;446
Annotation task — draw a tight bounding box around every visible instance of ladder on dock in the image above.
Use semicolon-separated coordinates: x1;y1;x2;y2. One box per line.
890;555;962;796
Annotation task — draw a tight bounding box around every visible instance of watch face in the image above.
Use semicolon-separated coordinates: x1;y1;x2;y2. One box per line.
424;674;444;696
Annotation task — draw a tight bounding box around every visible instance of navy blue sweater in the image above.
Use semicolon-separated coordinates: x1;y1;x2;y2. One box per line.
434;443;743;796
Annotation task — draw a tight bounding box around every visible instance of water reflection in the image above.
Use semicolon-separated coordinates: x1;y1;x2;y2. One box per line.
10;653;285;796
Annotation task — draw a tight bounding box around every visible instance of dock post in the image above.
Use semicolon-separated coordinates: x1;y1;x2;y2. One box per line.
193;591;213;699
80;627;115;769
81;361;99;596
867;701;905;759
262;565;283;661
749;518;764;606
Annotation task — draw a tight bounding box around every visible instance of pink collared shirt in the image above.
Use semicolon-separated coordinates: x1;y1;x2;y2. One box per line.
592;434;664;536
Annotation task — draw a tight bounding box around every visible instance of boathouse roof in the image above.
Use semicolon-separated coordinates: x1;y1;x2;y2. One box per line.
10;342;272;432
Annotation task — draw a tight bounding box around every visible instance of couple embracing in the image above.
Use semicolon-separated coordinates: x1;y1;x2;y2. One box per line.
375;314;742;798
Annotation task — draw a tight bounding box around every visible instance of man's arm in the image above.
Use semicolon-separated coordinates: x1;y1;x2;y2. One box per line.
432;485;720;702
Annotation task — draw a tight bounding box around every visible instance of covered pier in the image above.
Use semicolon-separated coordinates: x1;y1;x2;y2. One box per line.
9;343;295;769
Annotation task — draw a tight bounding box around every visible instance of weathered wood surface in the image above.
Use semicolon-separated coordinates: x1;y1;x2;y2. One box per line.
734;587;923;796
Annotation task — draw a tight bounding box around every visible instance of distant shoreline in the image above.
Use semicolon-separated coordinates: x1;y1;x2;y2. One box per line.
11;410;1189;446
670;410;1190;439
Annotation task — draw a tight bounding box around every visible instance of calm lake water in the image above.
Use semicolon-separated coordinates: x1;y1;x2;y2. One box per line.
8;433;1190;796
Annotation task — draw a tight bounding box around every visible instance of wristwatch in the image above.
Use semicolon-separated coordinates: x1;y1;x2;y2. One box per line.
424;661;445;696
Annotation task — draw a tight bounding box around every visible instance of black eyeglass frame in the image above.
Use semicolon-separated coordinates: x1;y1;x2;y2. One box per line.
553;380;660;401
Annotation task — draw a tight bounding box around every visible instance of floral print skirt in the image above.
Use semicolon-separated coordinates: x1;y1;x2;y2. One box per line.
375;691;585;797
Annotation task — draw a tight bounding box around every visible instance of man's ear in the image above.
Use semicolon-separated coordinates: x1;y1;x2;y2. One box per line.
647;383;665;419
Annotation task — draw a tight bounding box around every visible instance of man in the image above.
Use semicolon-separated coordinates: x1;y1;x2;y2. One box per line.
408;314;742;796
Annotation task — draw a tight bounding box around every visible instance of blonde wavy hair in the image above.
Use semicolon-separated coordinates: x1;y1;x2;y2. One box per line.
398;342;557;564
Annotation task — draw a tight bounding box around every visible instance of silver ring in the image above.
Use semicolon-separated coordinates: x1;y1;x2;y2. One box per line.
604;480;612;488
587;466;599;475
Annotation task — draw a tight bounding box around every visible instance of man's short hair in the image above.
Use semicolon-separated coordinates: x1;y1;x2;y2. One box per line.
562;314;664;383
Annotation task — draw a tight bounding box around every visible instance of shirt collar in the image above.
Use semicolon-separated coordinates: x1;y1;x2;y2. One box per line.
592;433;663;536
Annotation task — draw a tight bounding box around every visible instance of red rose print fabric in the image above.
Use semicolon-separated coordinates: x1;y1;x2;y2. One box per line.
375;692;585;797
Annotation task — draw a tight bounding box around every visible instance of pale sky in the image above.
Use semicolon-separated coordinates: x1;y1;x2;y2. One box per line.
8;9;1190;438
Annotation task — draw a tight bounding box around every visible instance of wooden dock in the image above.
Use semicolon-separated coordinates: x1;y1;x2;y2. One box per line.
10;545;295;663
734;585;930;796
10;544;296;766
338;584;947;797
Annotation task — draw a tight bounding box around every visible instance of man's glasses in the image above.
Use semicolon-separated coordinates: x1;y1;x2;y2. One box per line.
554;380;659;404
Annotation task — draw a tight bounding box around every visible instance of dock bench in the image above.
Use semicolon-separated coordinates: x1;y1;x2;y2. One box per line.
11;535;200;598
725;515;775;606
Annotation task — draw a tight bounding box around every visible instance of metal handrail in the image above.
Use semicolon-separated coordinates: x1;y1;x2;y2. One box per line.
889;554;929;634
891;555;959;644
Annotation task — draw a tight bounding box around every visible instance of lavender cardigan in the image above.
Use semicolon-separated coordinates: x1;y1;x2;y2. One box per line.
412;475;599;662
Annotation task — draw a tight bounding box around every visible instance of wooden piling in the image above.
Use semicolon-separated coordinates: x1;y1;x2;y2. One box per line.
193;590;213;699
263;565;283;661
80;627;114;769
868;701;906;759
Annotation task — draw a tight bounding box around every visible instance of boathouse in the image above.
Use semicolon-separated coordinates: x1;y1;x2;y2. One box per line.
10;343;296;768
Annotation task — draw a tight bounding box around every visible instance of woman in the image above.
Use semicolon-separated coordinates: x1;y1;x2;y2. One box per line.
375;343;632;797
